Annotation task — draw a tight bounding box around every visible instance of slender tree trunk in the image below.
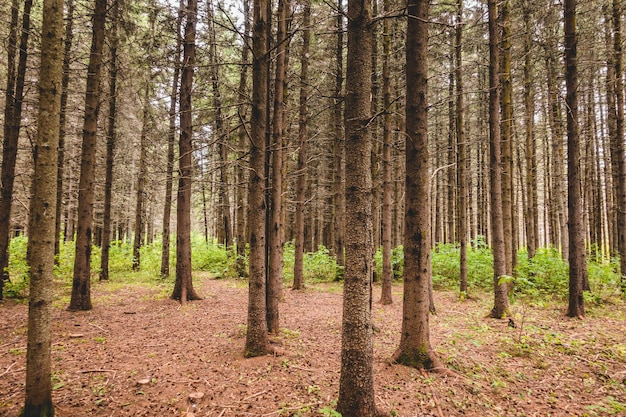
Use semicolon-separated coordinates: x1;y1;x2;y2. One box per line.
171;0;201;304
390;0;443;370
245;0;272;357
161;0;184;279
100;0;118;281
333;0;345;267
293;0;311;291
456;0;468;294
565;0;586;318
488;0;510;319
69;0;107;311
133;85;150;271
20;0;63;414
0;0;32;298
379;0;393;305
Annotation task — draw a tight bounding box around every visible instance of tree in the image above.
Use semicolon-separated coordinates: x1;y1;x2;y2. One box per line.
244;0;273;357
69;0;108;311
332;0;345;267
389;0;443;370
565;0;586;318
335;0;379;412
19;0;63;414
488;0;509;319
292;0;311;291
171;0;202;303
133;85;150;271
0;0;32;300
456;0;468;294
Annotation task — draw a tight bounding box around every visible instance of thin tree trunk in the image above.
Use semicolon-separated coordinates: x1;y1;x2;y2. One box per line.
161;0;184;279
69;0;107;311
488;0;510;319
293;0;311;291
20;0;63;413
456;0;468;295
172;0;202;304
245;0;272;357
565;0;586;318
332;0;345;267
133;85;150;271
0;0;32;298
100;0;118;281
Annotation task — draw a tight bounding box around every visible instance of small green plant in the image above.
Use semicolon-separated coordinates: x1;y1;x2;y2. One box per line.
318;406;342;417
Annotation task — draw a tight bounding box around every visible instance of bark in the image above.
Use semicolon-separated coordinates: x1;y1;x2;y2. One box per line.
161;0;184;279
565;0;586;318
100;0;118;281
69;0;107;311
379;0;393;305
0;0;32;298
133;85;150;271
20;0;63;414
336;0;378;412
456;0;468;294
293;0;311;291
267;0;290;334
171;0;202;303
488;0;510;319
332;0;345;267
390;0;443;371
244;0;272;357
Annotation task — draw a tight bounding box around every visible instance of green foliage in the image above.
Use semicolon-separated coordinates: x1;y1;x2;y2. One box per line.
4;236;29;298
431;241;493;290
283;242;339;283
373;245;404;281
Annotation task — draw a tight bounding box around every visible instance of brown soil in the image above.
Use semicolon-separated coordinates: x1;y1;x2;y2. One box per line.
1;274;625;416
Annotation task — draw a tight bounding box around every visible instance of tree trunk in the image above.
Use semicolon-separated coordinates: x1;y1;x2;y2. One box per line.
133;85;150;271
390;0;443;370
456;0;468;294
0;0;32;298
171;0;202;304
244;0;272;357
100;0;118;281
69;0;107;311
293;0;310;291
161;0;184;279
336;0;378;412
20;0;63;414
565;0;586;318
488;0;510;319
379;0;393;305
332;0;345;267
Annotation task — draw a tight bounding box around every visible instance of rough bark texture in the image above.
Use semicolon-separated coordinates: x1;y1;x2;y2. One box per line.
69;0;107;311
379;0;393;306
336;0;378;412
390;0;443;371
244;0;272;357
293;0;310;291
332;0;345;267
456;0;468;294
488;0;510;319
100;0;118;281
20;0;63;414
172;0;202;303
133;85;150;272
0;0;32;299
565;0;586;318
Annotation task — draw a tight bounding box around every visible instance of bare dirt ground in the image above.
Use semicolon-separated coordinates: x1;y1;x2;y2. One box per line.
1;273;625;417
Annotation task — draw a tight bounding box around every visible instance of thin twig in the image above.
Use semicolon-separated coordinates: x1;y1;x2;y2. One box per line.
0;362;17;378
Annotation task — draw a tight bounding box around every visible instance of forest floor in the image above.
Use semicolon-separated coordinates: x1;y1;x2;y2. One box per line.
1;273;625;417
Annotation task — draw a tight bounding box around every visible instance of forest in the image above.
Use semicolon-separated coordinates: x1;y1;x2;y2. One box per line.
1;0;626;415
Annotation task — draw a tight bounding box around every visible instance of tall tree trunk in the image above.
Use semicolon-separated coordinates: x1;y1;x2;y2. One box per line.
171;0;202;304
161;0;184;279
390;0;443;370
245;0;272;357
133;85;150;271
379;0;393;305
565;0;586;318
332;0;345;267
235;0;251;278
0;0;32;299
611;0;626;294
55;0;75;263
267;0;290;334
100;0;118;281
488;0;510;319
69;0;107;311
456;0;468;294
336;0;378;411
20;0;63;414
293;0;311;291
